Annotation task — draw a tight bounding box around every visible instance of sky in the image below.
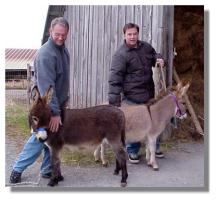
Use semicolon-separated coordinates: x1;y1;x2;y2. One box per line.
4;4;48;49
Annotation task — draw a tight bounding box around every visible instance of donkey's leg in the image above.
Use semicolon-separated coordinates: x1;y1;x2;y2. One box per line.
114;159;121;175
117;146;128;187
93;144;101;162
147;137;159;170
145;139;150;163
48;147;63;186
110;142;128;187
100;139;108;167
93;139;108;167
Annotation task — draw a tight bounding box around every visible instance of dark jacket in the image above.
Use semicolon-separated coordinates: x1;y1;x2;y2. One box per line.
33;37;70;116
108;40;162;106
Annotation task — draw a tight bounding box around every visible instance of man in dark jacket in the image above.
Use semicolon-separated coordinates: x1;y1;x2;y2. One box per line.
109;23;165;164
10;17;70;183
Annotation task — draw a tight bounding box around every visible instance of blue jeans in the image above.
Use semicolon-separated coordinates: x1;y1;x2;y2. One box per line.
126;137;161;154
12;133;51;175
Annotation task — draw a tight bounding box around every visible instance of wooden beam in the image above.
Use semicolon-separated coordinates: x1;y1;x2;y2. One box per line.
173;69;204;136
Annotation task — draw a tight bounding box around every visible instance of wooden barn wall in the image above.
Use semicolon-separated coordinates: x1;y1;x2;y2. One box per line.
64;5;174;108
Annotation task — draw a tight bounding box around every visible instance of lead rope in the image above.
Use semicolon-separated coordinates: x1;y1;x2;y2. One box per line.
155;62;167;92
155;61;167;92
156;62;178;128
160;64;167;92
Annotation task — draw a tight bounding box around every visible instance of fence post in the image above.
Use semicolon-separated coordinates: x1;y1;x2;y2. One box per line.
27;63;33;107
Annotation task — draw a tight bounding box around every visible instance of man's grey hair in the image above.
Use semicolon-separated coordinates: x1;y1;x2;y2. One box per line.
50;17;69;30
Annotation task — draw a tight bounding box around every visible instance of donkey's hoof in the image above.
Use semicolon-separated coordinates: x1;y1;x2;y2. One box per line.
47;179;58;187
58;175;64;181
147;162;159;171
102;161;108;167
121;182;127;187
113;170;119;175
147;162;152;167
153;167;159;171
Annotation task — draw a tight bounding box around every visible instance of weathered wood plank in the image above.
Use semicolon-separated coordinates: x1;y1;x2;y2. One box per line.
86;6;94;107
65;5;174;108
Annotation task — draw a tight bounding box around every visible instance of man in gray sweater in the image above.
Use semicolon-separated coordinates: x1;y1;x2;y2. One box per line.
10;17;70;184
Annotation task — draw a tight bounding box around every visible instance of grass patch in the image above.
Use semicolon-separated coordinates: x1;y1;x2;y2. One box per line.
61;148;98;166
61;146;115;167
5;101;30;139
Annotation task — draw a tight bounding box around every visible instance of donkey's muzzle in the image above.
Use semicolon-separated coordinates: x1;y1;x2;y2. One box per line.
178;113;187;119
38;137;47;143
35;128;48;143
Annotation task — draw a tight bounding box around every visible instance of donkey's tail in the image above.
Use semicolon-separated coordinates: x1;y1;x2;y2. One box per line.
121;128;126;147
118;109;126;147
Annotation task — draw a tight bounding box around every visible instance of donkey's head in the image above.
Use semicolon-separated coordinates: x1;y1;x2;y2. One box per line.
29;86;53;142
170;82;190;119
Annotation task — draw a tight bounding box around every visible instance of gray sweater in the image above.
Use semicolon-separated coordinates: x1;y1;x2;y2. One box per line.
33;37;70;116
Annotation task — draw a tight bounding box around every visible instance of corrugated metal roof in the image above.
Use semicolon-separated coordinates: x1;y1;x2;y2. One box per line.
5;48;38;70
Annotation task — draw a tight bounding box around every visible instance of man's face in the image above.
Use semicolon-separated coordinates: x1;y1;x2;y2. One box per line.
50;24;69;46
124;27;139;47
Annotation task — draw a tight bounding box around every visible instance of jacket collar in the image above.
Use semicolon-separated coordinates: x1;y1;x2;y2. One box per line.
48;37;65;50
123;40;143;51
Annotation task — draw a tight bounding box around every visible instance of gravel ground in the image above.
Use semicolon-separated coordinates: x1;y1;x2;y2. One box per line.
5;134;206;190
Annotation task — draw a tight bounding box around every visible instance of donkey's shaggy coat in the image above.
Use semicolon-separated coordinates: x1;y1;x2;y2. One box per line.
29;86;128;187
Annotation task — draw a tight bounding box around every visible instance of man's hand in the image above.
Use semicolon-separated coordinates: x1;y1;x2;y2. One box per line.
113;102;121;107
109;101;121;107
49;116;62;133
156;58;165;68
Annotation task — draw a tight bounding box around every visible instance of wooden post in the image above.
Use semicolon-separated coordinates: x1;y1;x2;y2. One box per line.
173;69;204;136
27;64;33;107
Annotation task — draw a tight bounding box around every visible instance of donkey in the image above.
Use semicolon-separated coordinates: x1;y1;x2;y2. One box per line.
94;82;190;170
29;86;128;187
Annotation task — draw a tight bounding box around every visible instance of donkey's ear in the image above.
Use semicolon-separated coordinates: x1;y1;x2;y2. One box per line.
30;86;40;105
44;85;53;104
180;82;190;96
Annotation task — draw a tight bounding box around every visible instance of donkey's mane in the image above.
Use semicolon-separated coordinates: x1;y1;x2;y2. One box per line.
146;86;174;107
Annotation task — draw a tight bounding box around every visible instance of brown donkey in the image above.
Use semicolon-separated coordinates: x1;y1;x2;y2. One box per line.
29;86;128;187
94;82;190;170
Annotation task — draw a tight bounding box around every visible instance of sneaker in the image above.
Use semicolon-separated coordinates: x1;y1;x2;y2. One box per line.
128;153;140;164
10;170;22;184
155;151;165;158
41;172;52;179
